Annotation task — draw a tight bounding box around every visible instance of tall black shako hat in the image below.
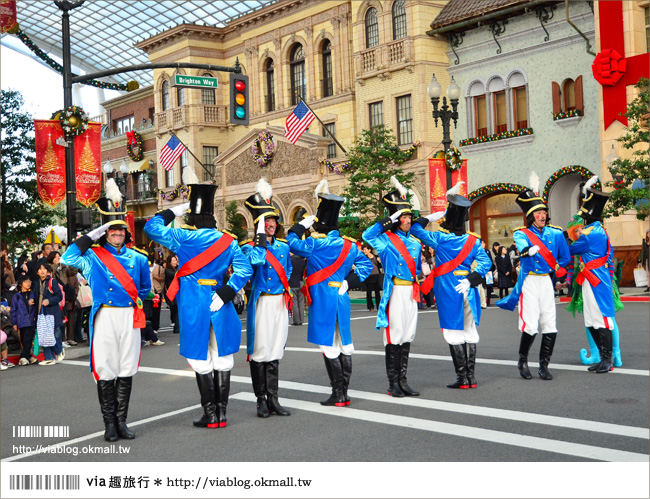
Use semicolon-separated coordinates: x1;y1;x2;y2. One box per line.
441;181;471;232
382;176;412;217
95;178;132;244
313;179;344;234
515;172;547;224
184;167;217;217
579;175;609;223
245;178;279;224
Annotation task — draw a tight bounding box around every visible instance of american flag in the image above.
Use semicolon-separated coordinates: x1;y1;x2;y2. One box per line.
160;135;187;171
284;101;315;145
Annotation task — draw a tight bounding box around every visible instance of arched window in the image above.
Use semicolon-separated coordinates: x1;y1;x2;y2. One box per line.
469;193;525;247
290;44;306;106
468;81;487;137
266;59;275;112
177;85;186;106
291;206;308;224
392;1;407;40
201;73;215;105
322;40;333;98
365;7;379;48
161;80;170;111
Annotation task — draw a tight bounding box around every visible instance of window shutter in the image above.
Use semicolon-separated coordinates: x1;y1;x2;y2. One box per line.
575;76;584;113
552;82;561;114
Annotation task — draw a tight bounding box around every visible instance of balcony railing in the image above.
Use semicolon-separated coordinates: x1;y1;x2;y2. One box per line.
102;118;155;141
358;39;411;77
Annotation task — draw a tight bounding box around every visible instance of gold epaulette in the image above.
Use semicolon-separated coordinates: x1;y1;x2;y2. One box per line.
513;226;526;232
410;235;421;243
581;226;594;235
548;224;564;231
312;233;327;239
91;243;101;247
180;224;197;231
132;247;148;256
342;236;357;243
467;231;481;239
438;227;450;234
222;230;238;240
239;239;252;246
276;238;287;243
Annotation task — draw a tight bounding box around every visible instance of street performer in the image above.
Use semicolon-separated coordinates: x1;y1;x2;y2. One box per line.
61;179;151;442
410;182;491;389
362;176;423;397
287;180;372;407
144;168;252;429
497;173;570;381
241;178;292;418
569;176;616;373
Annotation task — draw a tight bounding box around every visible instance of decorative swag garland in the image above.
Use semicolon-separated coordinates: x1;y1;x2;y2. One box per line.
542;166;600;200
319;141;421;175
459;128;533;147
468;183;528;201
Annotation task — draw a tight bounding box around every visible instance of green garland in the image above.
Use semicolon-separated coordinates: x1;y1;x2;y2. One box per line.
468;183;528;201
553;109;582;120
542;166;600;201
15;29;139;92
459;128;533;147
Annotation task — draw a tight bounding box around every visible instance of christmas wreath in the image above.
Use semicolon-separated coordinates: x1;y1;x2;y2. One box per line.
445;145;462;171
126;130;144;161
56;105;89;136
251;131;275;167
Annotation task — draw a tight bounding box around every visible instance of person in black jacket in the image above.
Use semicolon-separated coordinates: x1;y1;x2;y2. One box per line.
32;263;65;365
289;253;307;325
10;276;37;365
496;246;513;299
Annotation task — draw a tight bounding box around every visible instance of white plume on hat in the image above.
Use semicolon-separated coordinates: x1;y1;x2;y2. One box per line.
256;177;273;201
446;181;465;199
104;178;123;205
182;166;199;185
583;175;598;195
390;176;408;198
314;179;330;199
529;171;540;195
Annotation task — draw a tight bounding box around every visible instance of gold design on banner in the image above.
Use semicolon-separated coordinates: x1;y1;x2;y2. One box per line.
40;134;60;172
77;135;97;173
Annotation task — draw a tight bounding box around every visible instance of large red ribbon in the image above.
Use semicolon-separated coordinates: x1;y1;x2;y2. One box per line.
126;130;136;145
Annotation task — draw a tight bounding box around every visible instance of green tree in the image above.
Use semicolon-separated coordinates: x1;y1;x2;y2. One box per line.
1;89;57;254
225;200;248;240
604;78;649;221
340;125;416;239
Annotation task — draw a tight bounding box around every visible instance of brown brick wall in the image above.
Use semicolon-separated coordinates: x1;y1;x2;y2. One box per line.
107;95;155;132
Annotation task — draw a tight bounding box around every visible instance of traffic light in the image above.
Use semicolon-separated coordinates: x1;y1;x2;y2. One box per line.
229;73;249;125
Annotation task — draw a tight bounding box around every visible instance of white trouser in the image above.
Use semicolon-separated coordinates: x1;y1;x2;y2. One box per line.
518;274;557;336
187;325;234;374
251;294;289;362
442;295;479;345
582;281;614;330
92;307;141;381
320;321;354;359
383;284;418;346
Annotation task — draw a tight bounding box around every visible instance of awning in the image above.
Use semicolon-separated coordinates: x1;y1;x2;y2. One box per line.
128;158;149;173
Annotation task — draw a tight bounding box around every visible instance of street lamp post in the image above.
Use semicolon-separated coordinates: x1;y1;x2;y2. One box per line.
428;73;461;190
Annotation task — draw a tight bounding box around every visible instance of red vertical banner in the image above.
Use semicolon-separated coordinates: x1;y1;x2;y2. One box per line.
0;1;18;34
451;159;468;196
125;212;135;248
74;122;102;207
34;120;66;207
428;158;447;213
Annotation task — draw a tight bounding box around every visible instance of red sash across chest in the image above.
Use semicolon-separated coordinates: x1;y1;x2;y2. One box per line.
302;239;353;305
420;235;477;296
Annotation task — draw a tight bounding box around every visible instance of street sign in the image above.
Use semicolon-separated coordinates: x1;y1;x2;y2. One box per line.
171;74;218;89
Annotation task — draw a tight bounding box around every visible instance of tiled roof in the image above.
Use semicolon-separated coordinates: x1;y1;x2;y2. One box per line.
430;0;530;31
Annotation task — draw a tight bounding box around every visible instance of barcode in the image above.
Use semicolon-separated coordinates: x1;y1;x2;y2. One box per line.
9;475;80;490
12;425;70;438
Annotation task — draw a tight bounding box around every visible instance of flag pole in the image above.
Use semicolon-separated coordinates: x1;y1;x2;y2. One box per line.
168;131;214;179
297;94;347;155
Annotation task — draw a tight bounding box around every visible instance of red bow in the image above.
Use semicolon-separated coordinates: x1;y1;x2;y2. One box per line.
126;130;136;145
592;49;626;86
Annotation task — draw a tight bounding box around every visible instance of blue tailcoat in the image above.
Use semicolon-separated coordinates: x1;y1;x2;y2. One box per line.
410;225;491;330
569;221;615;317
144;216;252;360
287;231;372;346
497;225;570;311
61;241;150;371
362;224;422;330
240;238;292;356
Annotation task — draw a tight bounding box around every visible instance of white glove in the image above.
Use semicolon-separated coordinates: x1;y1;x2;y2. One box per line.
171;202;191;218
299;215;316;229
210;292;224;312
455;278;470;295
257;214;266;234
389;210;403;223
426;210;446;223
338;279;349;295
87;222;112;241
529;245;540;257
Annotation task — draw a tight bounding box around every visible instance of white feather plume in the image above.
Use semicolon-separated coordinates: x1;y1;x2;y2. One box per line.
255;177;273;200
182;166;199;185
314;179;330;198
529;171;540;195
390;176;408;198
104;178;123;206
583;175;598;195
446;181;465;199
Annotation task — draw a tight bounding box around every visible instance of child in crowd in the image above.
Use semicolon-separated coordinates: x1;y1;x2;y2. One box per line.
10;276;37;366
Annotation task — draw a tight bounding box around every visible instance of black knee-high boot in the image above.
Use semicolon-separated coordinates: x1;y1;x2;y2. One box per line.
266;360;291;416
385;344;404;397
97;380;118;442
339;354;352;405
320;355;346;406
214;370;230;428
596;328;613;374
249;360;269;418
517;332;536;379
115;377;135;439
399;343;419;396
193;372;219;428
466;343;477;388
538;333;557;380
447;344;469;389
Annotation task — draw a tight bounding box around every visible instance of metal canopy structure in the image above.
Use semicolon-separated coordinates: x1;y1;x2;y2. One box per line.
3;0;276;84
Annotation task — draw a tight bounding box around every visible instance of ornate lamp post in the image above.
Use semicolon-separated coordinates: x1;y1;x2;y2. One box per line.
605;144;622;182
428;73;461;189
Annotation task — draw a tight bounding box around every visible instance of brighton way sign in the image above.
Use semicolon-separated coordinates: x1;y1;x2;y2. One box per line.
171;74;218;89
